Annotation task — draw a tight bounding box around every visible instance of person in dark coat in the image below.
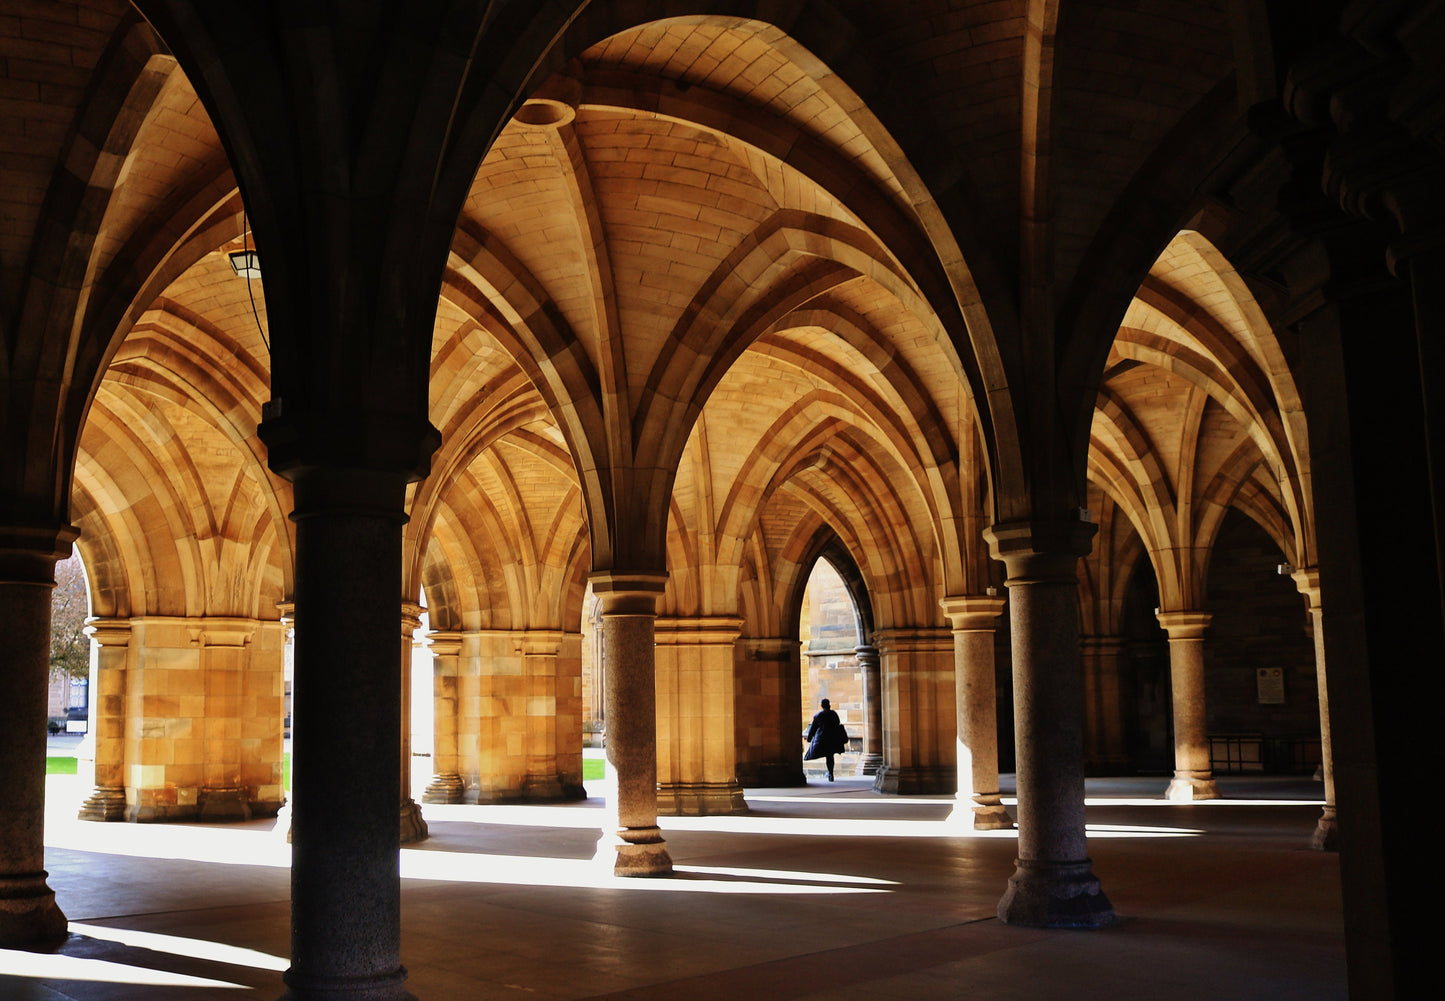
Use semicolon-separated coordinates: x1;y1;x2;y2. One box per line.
803;698;847;781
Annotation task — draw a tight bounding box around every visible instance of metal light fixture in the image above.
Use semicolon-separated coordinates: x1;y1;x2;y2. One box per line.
228;250;261;279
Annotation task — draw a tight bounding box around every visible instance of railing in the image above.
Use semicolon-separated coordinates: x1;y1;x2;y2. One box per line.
1209;734;1323;775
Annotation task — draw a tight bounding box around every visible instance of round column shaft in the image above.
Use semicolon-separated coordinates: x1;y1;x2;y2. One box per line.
986;520;1114;928
592;572;672;876
282;469;414;1001
856;644;882;775
0;525;77;949
1156;611;1218;801
1293;569;1337;850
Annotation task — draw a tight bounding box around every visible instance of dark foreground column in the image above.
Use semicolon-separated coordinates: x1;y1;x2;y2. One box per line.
591;572;672;876
986;520;1114;928
0;525;76;949
282;469;415;1001
940;595;1012;830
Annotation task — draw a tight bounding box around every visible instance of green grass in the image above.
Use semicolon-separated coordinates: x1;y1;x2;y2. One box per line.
583;758;604;781
47;756;77;776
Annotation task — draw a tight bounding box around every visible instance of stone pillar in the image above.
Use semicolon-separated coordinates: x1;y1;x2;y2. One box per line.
1079;635;1129;771
1292;568;1337;850
1156;611;1219;801
655;617;746;815
940;596;1011;830
871;627;956;794
422;631;464;803
198;619;262;821
78;618;130;821
590;572;672;876
0;524;76;949
856;643;883;775
282;468;412;1001
985;519;1114;928
734;636;805;786
398;602;427;843
519;630;585;801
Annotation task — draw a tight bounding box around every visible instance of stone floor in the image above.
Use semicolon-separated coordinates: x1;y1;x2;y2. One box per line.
4;769;1345;1000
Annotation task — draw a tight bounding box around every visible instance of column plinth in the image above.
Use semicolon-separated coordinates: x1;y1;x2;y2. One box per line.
985;519;1114;928
997;858;1115;928
591;572;673;877
1156;611;1219;801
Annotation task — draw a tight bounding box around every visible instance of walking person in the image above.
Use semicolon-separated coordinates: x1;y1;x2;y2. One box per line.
803;698;848;781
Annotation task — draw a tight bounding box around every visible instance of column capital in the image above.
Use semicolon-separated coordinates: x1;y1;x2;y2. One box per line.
653;616;744;645
940;594;1007;631
0;523;78;583
425;630;463;658
400;601;424;638
288;465;412;522
984;518;1096;581
589;571;668;614
870;625;953;654
1291;566;1322;609
83;617;132;646
1155;610;1213;639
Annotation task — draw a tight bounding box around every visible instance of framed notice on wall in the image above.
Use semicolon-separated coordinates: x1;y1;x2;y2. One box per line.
1256;667;1285;704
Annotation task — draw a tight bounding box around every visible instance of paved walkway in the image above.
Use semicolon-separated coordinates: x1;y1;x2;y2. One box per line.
4;773;1345;1000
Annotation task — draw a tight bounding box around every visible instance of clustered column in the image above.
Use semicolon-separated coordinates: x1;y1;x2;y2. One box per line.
940;595;1011;830
985;519;1114;928
591;572;672;876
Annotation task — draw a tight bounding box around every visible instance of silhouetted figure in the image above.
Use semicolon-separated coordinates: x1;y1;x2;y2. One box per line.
803;698;848;781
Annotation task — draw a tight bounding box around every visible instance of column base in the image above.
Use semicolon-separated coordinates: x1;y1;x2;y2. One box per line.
519;775;587;802
657;781;747;816
857;753;882;776
280;966;416;1001
421;773;464;804
604;826;673;877
77;786;126;822
0;872;68;950
947;798;1013;831
738;762;806;787
399;798;428;844
1311;804;1340;852
997;858;1116;928
198;787;254;822
872;764;955;795
1165;772;1219;801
